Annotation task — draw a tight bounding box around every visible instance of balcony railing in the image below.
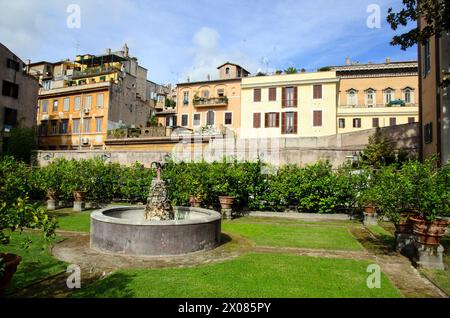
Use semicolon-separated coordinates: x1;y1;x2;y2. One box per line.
72;66;121;79
339;103;418;109
193;97;228;107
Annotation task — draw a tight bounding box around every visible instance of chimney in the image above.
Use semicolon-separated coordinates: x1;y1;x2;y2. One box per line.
187;76;190;83
105;48;111;55
345;57;351;65
386;57;391;64
25;59;31;73
207;74;211;81
123;43;129;58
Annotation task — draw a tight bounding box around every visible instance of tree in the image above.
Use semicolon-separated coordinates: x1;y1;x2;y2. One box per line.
5;127;37;164
387;0;449;50
360;128;397;168
147;114;159;127
284;67;298;74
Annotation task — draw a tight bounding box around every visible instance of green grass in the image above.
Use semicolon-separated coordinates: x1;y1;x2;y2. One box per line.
2;232;67;294
49;208;92;233
223;219;363;251
420;236;450;296
71;253;401;298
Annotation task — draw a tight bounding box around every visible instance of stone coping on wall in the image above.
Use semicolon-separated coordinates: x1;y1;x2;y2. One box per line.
247;211;352;221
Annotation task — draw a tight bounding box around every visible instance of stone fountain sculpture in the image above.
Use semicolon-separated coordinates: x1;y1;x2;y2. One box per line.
144;161;174;221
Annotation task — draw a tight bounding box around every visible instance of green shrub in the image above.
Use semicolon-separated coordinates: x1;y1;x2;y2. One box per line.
0;156;34;205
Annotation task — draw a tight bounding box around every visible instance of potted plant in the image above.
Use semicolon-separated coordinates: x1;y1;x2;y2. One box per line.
0;198;57;296
214;180;237;210
402;159;450;246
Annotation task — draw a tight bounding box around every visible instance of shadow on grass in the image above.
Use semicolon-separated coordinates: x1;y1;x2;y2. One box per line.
70;272;136;298
351;227;397;256
219;233;232;246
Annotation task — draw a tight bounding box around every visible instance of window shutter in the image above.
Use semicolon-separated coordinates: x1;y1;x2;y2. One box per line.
253;113;261;128
372;118;379;128
264;113;269;128
281;113;286;133
293;112;298;134
254;89;261;102
313;111;322;127
269;88;276;101
276;113;280;128
314;85;322;99
293;87;298;107
282;87;286;108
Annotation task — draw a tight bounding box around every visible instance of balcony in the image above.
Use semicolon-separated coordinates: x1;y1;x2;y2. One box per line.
193;97;228;108
339;103;418;109
72;66;121;79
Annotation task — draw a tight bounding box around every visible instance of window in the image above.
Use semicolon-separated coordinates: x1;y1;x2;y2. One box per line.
372;118;379;128
313;110;322;127
347;90;357;106
51;121;58;135
217;89;225;97
166;116;176;127
7;59;20;71
283;87;297;107
42;80;51;90
72;119;80;133
83;118;91;133
424;122;433;144
384;89;395;104
404;89;414;104
95;117;103;132
265;112;279;128
366;89;375;106
59;120;69;134
39;121;48;136
224;112;233;125
353;118;361;128
2;81;19;99
3;108;17;132
313;85;322;99
74;96;81;111
282;112;297;134
193;113;201;127
202;90;209;98
42;100;49;113
206;111;215;126
389;117;397;126
253;113;261;128
269;88;277;101
225;67;230;75
424;39;431;75
97;93;104;108
253;88;261;102
52;100;58;112
181;114;189;126
183;91;189;105
85;95;92;109
408;117;415;124
339;118;345;129
63;98;70;112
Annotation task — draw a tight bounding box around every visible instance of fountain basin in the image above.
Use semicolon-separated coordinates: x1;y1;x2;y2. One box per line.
90;206;222;256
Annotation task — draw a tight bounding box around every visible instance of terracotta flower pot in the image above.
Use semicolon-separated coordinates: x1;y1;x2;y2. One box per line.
219;196;236;210
189;195;202;207
0;253;22;297
363;205;376;214
410;216;449;246
394;212;419;234
73;190;87;202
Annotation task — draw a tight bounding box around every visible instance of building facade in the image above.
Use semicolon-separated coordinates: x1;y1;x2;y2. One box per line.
240;71;339;138
0;42;39;153
31;45;156;150
331;60;419;134
419;25;450;164
176;63;249;135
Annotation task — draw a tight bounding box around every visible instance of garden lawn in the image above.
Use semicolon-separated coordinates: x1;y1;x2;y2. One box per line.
2;231;67;294
420;236;450;295
72;253;401;298
222;218;363;251
50;208;92;233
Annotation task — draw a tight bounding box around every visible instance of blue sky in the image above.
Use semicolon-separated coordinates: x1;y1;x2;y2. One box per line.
0;0;417;84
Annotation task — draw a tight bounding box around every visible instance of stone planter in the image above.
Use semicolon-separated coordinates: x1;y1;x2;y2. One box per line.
0;253;22;297
411;217;449;246
219;196;236;210
394;212;418;255
363;205;376;214
189;195;202;208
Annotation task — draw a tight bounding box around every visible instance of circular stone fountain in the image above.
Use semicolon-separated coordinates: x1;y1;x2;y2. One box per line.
90;161;222;257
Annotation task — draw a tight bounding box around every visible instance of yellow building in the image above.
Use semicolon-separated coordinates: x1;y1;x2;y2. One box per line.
240;71;339;138
31;45;155;150
176;63;249;136
332;60;419;133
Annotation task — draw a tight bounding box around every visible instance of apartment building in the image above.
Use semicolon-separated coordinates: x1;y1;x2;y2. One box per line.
240;71;339;138
176;63;249;135
30;45;156;150
332;59;419;134
419;25;450;164
0;42;39;153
